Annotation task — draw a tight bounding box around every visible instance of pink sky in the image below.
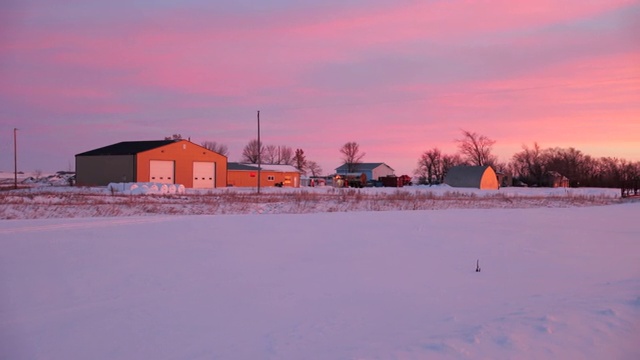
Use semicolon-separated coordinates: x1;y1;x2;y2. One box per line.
1;0;639;176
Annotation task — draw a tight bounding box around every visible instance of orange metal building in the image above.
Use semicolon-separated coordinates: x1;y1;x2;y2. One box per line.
76;140;227;188
227;163;300;188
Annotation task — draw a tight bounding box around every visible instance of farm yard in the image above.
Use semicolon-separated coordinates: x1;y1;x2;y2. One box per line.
1;173;639;359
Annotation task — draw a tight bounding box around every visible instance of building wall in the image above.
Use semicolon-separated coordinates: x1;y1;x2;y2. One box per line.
75;155;135;186
228;170;300;188
136;140;227;188
372;165;395;180
479;168;499;190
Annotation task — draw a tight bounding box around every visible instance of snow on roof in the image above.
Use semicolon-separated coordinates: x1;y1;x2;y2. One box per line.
228;163;300;173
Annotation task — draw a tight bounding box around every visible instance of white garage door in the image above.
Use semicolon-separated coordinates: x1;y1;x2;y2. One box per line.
193;162;215;189
149;160;175;184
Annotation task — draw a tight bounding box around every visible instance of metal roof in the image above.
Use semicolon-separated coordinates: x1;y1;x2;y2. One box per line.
227;163;300;173
75;140;178;156
334;162;393;172
227;163;260;171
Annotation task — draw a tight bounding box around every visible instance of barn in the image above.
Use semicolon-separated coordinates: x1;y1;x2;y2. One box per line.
334;163;395;181
227;163;301;188
444;165;499;190
75;140;227;188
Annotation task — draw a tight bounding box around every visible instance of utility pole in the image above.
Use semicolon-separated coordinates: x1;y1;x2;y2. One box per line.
13;128;18;189
257;110;261;194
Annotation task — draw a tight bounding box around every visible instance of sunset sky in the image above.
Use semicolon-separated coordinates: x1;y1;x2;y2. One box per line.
1;0;638;176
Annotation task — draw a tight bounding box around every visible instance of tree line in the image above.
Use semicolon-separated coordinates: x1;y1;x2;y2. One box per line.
167;132;640;192
414;130;640;192
239;139;322;176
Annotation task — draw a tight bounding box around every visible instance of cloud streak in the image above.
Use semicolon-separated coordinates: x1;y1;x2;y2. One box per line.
1;0;638;174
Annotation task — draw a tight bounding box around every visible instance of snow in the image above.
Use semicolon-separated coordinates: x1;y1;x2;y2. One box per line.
0;183;624;220
0;171;75;188
107;182;186;195
1;189;639;359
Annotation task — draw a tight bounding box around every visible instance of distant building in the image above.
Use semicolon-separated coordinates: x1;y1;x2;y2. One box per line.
227;163;300;187
378;174;412;187
75;140;227;188
444;165;499;190
334;163;395;181
495;171;512;188
543;171;569;188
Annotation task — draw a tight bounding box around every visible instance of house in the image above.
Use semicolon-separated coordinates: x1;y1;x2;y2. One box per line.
543;171;569;188
444;165;499;190
227;163;301;188
75;139;227;188
334;163;395;182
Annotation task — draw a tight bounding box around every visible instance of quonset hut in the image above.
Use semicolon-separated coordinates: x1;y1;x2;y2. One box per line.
444;165;499;190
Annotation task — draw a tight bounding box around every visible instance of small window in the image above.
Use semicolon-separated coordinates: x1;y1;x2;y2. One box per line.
267;176;275;181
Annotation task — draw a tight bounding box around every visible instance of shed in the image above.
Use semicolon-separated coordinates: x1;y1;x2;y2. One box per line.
75;140;227;188
334;163;395;181
227;163;300;187
444;165;499;190
543;171;569;188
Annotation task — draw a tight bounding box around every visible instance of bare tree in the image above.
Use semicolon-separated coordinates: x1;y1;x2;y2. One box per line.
441;153;463;183
511;142;544;186
340;142;366;173
543;147;589;187
279;146;294;165
307;161;322;177
293;149;307;174
415;148;442;185
201;141;229;156
264;145;278;164
456;130;497;166
241;139;263;164
263;145;295;165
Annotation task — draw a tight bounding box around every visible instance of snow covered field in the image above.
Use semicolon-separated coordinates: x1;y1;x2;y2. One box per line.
0;184;623;219
1;185;639;359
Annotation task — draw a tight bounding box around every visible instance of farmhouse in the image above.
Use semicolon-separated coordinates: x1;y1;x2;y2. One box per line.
75;140;227;188
227;163;301;188
334;163;395;181
444;165;499;190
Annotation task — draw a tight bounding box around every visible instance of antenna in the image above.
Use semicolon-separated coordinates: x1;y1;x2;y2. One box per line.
13;128;18;189
257;110;261;194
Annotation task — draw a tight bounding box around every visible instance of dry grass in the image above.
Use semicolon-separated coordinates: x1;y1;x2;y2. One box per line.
0;187;621;220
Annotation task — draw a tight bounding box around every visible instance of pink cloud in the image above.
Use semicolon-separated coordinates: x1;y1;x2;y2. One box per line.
2;0;639;173
275;0;636;48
